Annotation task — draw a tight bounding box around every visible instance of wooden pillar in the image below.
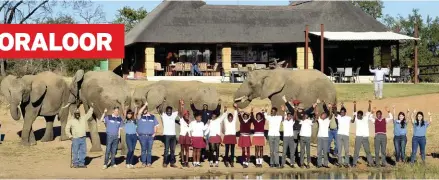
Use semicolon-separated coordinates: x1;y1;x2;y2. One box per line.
320;24;324;73
305;25;309;69
222;47;232;77
108;58;122;71
396;43;400;66
145;47;155;77
414;23;419;84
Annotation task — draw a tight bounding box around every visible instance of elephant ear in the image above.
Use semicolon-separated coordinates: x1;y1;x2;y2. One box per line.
145;85;167;112
0;75;17;102
260;74;285;99
30;81;47;104
73;70;85;83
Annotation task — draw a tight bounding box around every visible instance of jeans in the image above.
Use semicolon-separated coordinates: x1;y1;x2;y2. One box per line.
104;135;119;166
191;64;203;76
328;129;338;154
269;136;280;165
410;136;426;163
125;134;138;165
300;136;311;165
317;137;329;166
353;136;373;165
72;137;87;166
374;134;387;165
394;135;407;162
139;135;154;165
164;135;176;165
337;135;350;165
282;136;298;166
374;81;384;98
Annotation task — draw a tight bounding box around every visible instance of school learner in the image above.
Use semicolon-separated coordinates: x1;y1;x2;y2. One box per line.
369;106;393;167
392;106;408;163
189;114;209;167
252;111;266;168
238;108;254;168
157;98;181;168
409;109;432;165
336;103;352;168
352;100;374;167
298;101;318;169
178;101;192;167
223;104;238;167
264;105;283;168
100;107;124;169
207;104;227;168
315;99;331;168
280;105;297;168
137;102;159;167
283;97;302;162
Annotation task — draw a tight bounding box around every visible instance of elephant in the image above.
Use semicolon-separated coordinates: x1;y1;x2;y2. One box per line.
132;80;221;113
69;69;130;153
234;69;337;110
0;71;70;145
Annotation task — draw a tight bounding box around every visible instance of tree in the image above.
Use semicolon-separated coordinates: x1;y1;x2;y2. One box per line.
351;0;384;19
113;6;147;32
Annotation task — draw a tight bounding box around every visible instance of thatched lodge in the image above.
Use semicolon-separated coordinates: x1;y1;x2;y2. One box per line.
109;0;417;82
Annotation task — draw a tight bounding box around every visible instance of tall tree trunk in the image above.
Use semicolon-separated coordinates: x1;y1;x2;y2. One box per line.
0;59;6;76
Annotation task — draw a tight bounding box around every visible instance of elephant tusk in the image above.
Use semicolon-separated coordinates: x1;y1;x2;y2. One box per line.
6;104;10;107
234;96;248;102
61;103;72;109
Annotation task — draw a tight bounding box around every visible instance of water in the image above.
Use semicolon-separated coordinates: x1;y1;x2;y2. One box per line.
161;170;437;179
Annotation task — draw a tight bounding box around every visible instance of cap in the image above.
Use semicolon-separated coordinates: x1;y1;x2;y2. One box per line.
292;100;301;105
183;110;190;116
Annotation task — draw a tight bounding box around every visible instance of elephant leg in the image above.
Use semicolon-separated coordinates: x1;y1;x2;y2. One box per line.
41;116;55;142
21;112;38;146
29;129;36;145
58;107;70;141
118;129;127;155
88;119;102;152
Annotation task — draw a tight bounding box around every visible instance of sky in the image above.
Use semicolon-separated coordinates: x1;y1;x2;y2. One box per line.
99;1;439;23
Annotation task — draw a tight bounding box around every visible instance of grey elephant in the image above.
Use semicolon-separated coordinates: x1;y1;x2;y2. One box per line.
234;69;337;143
69;70;130;153
0;71;70;145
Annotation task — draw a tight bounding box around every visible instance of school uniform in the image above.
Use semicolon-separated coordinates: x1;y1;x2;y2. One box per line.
207;113;227;165
370;113;393;166
265;112;283;167
352;112;374;166
282;118;297;167
223;110;238;165
317;118;330;167
336;115;352;166
238;115;253;148
137;114;159;165
252;118;266;146
299;118;313;166
179;118;192;145
189;120;208;149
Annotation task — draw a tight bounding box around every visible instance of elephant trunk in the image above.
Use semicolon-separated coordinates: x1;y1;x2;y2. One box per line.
234;83;252;109
10;102;21;120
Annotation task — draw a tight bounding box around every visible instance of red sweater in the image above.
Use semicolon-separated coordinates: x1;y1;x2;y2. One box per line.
253;119;266;133
239;116;253;134
375;118;387;134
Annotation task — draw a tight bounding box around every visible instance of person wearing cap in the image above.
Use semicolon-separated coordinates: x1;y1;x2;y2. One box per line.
124;108;137;169
137;102;159;167
178;100;192;167
65;103;94;168
100;106;124;169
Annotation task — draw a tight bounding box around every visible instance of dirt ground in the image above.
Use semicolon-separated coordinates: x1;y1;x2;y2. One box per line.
1;94;439;178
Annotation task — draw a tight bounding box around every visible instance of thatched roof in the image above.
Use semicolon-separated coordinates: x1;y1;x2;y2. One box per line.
125;0;388;46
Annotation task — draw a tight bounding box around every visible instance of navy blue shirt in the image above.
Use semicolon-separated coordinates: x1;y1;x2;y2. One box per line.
137;114;159;135
104;115;123;136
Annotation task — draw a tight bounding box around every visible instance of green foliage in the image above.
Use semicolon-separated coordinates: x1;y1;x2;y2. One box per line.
351;0;384;19
113;6;147;32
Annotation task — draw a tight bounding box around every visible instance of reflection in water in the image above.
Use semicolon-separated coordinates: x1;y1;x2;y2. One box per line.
163;170;435;179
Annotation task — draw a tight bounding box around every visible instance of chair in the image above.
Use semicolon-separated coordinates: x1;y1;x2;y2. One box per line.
183;62;192;76
205;63;218;76
352;67;361;83
255;64;266;70
391;67;401;82
198;62;208;76
221;68;230;83
328;67;338;82
174;62;184;76
343;67;353;83
154;63;164;76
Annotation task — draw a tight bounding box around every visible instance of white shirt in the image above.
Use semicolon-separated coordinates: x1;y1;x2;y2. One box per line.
161;111;179;135
265;112;283;136
179;118;191;136
354;112;372;137
317;118;331;137
207;113;227;136
283;119;295;137
223;110;238;135
337;115;352;136
189;120;208;137
299;119;314;137
369;68;389;82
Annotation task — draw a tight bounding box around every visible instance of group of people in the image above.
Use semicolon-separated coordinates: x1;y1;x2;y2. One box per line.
65;96;432;169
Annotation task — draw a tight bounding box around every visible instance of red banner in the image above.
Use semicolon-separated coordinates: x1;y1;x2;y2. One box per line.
0;24;125;59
